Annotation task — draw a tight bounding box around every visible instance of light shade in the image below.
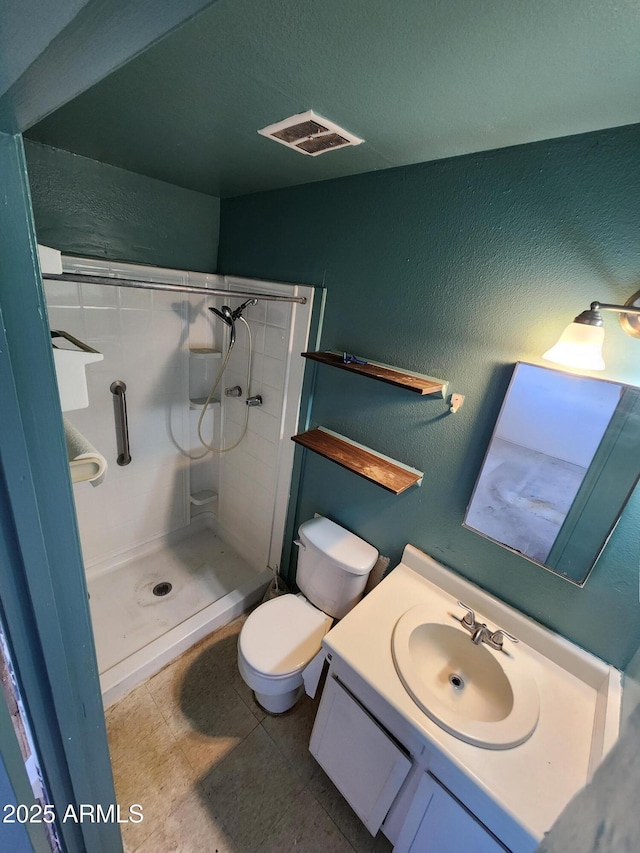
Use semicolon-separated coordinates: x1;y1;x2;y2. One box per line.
543;321;605;370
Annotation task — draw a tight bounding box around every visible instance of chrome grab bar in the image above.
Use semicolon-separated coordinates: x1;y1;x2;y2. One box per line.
110;380;131;466
51;329;101;354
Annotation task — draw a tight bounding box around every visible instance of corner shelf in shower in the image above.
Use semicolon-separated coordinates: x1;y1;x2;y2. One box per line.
189;347;222;359
189;397;221;410
301;351;448;396
291;427;423;494
189;348;223;409
190;490;218;506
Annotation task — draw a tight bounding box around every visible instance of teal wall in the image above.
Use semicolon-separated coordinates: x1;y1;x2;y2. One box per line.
219;122;640;670
0;0;220;132
24;140;220;271
0;132;121;851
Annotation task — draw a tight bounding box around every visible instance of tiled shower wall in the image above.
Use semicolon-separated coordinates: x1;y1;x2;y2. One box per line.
45;258;222;567
45;259;300;576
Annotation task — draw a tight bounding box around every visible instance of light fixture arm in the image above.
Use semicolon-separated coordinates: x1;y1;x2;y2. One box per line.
590;301;640;316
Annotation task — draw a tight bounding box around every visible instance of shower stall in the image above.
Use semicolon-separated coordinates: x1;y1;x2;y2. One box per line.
44;255;315;706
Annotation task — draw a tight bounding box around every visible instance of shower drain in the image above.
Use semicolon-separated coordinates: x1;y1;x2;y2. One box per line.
152;582;172;597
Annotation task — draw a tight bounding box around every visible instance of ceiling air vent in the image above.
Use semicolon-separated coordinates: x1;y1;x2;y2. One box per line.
258;110;364;157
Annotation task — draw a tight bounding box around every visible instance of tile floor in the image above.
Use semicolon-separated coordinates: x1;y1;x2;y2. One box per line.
106;614;393;853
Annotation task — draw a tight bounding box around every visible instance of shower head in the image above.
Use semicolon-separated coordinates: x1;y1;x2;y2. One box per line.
209;305;234;327
208;299;257;351
208;304;237;349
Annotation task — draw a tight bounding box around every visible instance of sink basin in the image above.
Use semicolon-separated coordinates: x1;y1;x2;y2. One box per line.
392;605;539;749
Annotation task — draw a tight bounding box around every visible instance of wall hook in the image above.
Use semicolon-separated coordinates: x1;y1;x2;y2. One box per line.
449;393;465;414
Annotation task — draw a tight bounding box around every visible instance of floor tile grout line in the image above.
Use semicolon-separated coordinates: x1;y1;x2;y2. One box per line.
301;782;362;853
126;780;239;853
262;776;360;853
144;681;189;753
107;684;190;853
197;778;252;853
304;762;380;853
145;662;260;782
306;783;364;853
198;725;302;853
257;717;315;832
232;683;265;724
106;681;180;755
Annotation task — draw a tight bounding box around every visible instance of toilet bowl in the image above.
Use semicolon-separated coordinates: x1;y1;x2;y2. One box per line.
238;594;332;713
237;516;378;714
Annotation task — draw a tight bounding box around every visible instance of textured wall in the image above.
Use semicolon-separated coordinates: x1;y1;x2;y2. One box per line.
24;141;220;271
219;123;640;669
0;0;220;132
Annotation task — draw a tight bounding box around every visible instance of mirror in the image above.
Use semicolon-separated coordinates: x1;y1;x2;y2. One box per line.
464;363;640;585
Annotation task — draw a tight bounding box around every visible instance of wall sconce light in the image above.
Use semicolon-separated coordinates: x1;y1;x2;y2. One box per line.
543;291;640;371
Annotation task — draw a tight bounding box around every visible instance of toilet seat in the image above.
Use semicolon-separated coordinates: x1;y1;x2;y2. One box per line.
239;594;332;677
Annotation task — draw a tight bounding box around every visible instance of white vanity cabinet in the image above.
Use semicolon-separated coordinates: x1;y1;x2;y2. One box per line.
310;665;518;851
309;674;411;834
395;773;508;852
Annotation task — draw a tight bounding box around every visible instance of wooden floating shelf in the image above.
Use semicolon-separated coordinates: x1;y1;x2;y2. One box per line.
302;351;448;396
292;427;423;495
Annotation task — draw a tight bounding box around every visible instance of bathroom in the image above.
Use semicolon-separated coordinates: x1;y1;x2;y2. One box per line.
2;1;640;851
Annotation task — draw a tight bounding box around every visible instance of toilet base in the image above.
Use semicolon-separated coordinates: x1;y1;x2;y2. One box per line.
254;685;304;715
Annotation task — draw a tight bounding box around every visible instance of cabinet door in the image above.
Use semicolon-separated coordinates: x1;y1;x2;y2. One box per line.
395;773;509;853
309;675;411;834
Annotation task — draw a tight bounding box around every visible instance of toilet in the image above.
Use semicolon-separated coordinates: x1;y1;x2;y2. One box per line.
237;516;378;714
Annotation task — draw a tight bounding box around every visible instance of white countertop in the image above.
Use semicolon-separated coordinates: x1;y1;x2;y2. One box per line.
322;545;621;849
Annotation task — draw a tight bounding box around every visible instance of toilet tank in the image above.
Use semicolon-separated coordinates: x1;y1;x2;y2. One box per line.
296;517;378;619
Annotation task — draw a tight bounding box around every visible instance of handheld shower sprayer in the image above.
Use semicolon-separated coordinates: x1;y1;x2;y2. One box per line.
197;296;258;453
209;305;236;348
208;299;257;351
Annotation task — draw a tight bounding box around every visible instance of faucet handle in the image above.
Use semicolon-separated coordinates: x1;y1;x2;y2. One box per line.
489;629;519;649
456;601;477;628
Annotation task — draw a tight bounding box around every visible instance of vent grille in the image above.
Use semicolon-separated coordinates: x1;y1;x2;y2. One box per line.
258;110;363;157
273;120;328;143
296;133;349;154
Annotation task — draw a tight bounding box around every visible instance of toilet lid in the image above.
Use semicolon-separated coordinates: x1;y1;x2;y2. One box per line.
239;595;331;676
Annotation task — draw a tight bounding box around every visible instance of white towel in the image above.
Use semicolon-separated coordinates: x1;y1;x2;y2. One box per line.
63;417;108;487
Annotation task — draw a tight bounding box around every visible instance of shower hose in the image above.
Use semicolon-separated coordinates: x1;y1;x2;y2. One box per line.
196;315;253;454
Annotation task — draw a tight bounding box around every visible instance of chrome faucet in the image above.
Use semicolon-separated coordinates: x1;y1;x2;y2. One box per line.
471;624;492;645
456;601;519;651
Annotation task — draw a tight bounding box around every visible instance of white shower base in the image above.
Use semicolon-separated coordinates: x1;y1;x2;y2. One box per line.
87;518;269;707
